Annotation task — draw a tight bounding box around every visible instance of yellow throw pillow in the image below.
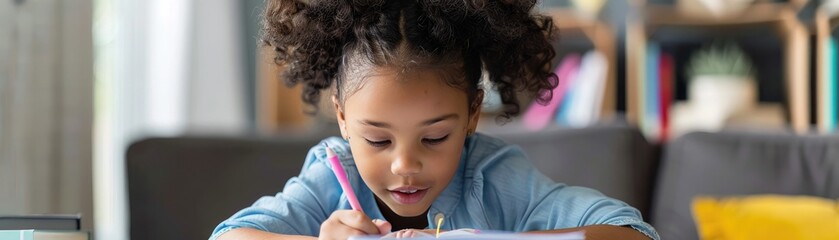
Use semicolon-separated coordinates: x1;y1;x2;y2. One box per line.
692;195;839;240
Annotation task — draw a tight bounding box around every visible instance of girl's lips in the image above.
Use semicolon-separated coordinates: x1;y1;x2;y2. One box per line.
388;186;429;204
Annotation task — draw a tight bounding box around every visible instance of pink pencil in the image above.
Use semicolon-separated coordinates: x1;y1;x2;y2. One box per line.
324;144;364;212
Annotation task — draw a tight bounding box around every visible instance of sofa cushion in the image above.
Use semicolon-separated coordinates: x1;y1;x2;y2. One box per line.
692;195;839;240
488;124;657;219
651;131;839;240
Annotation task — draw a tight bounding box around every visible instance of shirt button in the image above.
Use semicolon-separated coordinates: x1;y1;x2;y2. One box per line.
434;213;445;227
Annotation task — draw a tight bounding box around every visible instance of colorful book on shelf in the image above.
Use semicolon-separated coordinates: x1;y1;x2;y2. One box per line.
644;42;661;140
563;50;608;127
658;53;674;141
634;34;647;134
584;50;609;126
828;37;837;132
554;85;575;125
0;230;88;240
522;53;581;131
554;54;582;126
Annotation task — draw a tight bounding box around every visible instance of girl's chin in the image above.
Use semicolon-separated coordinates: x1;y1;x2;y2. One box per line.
382;200;431;217
390;206;429;217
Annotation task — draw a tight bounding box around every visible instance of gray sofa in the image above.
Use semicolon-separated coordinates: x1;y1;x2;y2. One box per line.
651;131;839;239
126;123;839;240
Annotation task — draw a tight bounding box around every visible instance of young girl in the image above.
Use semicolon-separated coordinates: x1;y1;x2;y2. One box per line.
212;0;659;239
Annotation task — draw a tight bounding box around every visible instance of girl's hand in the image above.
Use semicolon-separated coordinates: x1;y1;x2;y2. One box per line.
318;210;391;240
383;229;438;238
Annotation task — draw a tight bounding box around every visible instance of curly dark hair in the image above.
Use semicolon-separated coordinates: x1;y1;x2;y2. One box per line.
261;0;558;121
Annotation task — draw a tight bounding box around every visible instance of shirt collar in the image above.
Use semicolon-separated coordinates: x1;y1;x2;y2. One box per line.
320;137;354;163
427;134;476;221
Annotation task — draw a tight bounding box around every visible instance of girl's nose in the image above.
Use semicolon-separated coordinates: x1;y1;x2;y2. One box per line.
391;148;422;176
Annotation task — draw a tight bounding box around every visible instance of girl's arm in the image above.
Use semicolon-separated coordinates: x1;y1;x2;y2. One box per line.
528;225;650;240
216;228;315;240
398;225;650;240
215;209;390;240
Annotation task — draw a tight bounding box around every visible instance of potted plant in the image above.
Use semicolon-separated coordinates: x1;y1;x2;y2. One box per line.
684;41;757;131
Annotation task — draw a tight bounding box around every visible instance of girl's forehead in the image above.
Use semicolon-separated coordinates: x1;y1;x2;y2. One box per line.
343;70;469;123
340;64;468;102
352;69;464;101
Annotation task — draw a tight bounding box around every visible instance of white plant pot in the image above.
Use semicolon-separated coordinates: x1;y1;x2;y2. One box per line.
678;0;754;18
688;75;757;130
571;0;606;20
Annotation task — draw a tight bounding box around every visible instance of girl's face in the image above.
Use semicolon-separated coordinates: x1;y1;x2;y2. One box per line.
334;67;481;217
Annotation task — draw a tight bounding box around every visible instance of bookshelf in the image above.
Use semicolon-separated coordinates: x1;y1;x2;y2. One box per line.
255;1;830;135
815;7;839;133
626;1;811;136
475;6;618;131
540;7;618;120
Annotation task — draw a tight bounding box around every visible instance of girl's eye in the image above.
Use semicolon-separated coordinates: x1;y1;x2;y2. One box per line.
365;138;391;148
423;135;449;145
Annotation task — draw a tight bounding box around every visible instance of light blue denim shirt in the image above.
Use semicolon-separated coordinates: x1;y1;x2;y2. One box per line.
210;133;660;240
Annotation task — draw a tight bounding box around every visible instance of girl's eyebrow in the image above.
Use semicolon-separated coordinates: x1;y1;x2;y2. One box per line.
359;119;391;128
358;113;459;129
420;113;458;126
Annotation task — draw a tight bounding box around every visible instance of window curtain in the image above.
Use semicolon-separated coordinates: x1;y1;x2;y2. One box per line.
0;0;94;231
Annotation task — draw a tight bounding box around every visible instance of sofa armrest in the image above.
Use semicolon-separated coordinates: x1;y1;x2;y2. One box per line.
126;133;331;240
651;131;839;240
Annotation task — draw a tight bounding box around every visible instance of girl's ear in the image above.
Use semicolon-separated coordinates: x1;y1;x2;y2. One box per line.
467;90;484;134
332;95;348;139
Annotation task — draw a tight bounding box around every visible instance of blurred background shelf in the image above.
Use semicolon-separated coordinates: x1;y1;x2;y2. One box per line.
626;1;811;137
252;0;837;138
643;2;791;26
249;0;835;137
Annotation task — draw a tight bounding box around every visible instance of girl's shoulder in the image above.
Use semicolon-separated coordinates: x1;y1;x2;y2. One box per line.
462;133;531;173
460;133;552;195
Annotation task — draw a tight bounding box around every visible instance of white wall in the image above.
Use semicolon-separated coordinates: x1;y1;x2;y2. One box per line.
188;0;246;133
